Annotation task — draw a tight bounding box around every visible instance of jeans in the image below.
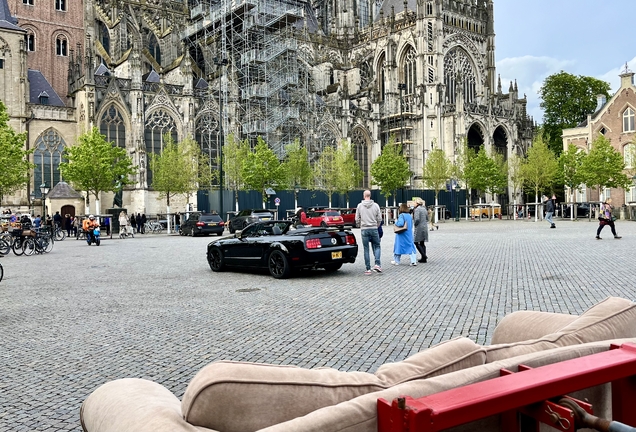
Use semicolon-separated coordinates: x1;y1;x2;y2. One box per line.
546;212;554;225
360;228;381;270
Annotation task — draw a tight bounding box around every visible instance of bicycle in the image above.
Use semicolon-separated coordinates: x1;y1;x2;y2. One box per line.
144;221;164;233
54;226;67;241
23;231;53;255
0;234;10;255
0;254;3;282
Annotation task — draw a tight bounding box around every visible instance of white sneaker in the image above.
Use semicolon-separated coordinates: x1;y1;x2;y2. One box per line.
390;260;399;265
410;263;417;266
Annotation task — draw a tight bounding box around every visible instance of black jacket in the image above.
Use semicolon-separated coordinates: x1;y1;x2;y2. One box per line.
545;199;554;213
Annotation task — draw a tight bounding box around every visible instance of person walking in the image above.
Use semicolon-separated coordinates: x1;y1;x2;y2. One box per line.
355;190;383;275
64;214;72;236
53;211;62;229
428;206;437;231
118;211;129;235
392;203;417;266
413;198;429;263
141;214;147;234
130;213;137;232
136;213;142;233
596;199;621;240
543;195;556;228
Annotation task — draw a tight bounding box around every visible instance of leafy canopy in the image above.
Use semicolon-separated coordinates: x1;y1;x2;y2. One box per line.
520;133;558;199
0;101;33;204
284;139;313;190
579;135;631;192
558;144;586;197
539;71;611;155
370;137;411;199
242;136;287;203
422;148;452;199
149;135;210;206
334;141;363;197
59;126;136;200
223;134;250;193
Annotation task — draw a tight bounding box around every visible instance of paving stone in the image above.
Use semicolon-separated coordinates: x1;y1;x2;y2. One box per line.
1;219;634;430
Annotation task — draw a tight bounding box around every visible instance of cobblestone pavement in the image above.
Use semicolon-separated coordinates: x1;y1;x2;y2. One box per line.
1;218;635;431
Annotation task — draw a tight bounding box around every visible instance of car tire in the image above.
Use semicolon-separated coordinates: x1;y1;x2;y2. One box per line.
323;263;342;273
217;232;223;236
320;222;328;228
208;246;225;272
268;249;291;279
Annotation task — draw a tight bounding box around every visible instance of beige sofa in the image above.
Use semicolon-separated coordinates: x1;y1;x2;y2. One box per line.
80;296;636;432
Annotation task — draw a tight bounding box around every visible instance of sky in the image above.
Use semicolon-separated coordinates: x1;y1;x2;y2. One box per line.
494;0;636;123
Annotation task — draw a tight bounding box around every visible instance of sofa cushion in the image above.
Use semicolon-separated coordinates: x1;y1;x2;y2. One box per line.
258;339;636;432
491;311;578;344
182;338;485;432
375;337;486;385
486;297;636;362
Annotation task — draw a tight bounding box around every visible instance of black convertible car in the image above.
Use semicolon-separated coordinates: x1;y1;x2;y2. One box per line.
206;220;358;279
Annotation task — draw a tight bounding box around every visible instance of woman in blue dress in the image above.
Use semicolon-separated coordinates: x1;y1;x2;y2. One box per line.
391;203;417;266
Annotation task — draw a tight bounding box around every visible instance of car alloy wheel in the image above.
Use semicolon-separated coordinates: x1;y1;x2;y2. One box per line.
268;250;291;279
320;222;328;228
208;246;225;272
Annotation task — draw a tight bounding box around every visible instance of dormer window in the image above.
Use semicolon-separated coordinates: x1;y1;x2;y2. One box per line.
624;107;635;132
38;91;49;105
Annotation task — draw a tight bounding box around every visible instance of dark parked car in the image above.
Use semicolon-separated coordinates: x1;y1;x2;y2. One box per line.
228;209;274;233
562;203;591;218
179;213;225;236
207;220;358;279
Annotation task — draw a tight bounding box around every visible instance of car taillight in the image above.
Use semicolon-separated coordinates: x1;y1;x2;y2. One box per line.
219;221;224;226
306;238;321;249
196;222;205;226
345;234;356;245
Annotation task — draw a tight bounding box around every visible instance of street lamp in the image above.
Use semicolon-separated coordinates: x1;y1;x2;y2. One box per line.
214;56;228;218
39;182;50;217
455;183;461;222
294;183;300;209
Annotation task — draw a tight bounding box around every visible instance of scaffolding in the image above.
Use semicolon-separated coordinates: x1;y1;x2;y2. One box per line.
183;0;312;165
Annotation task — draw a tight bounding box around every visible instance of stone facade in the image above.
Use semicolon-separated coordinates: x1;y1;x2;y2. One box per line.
3;0;534;216
562;70;636;206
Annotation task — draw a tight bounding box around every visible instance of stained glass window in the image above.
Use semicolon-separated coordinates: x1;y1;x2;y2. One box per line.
33;129;66;198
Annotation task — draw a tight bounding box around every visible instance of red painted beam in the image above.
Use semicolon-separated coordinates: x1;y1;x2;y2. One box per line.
378;343;636;432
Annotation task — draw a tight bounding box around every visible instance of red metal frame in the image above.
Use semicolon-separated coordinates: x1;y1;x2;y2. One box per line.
377;343;636;432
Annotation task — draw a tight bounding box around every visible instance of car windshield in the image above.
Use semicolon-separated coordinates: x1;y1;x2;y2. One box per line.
253;211;272;216
200;215;221;222
325;211;340;216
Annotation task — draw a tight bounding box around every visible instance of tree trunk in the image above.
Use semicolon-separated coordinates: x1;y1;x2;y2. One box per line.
85;192;90;215
534;191;538;222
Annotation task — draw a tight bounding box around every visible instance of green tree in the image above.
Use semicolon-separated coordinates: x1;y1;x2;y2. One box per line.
539;71;611;155
488;153;509;198
579;135;631;200
283;139;313;207
452;139;476;215
60;126;136;214
313;145;339;207
508;153;525;207
0;102;33;205
520;134;558;212
558;144;586;206
370;137;411;205
334;141;363;207
422;148;452;221
242;136;287;206
223;134;250;211
464;147;503;203
149;135;210;231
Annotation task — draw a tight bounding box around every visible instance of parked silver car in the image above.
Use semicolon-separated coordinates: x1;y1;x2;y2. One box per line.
227;209;274;233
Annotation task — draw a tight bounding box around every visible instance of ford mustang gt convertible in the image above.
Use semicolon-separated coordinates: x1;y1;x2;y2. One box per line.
206;220;358;279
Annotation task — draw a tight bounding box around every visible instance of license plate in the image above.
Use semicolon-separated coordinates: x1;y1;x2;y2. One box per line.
333;217;341;220
331;251;342;259
262;218;270;221
208;223;217;226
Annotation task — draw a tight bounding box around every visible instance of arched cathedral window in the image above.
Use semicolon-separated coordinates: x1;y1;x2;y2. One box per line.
195;111;219;185
97;21;110;55
148;33;161;66
145;110;177;185
33;129;65;197
99;105;126;148
444;47;477;105
377;53;386;102
55;35;67;56
352;128;370;188
402;46;417;95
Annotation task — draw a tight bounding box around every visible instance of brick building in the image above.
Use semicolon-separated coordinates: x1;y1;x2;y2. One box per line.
562;68;636;207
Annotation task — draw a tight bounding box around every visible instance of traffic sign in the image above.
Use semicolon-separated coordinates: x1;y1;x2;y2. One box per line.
274;197;281;204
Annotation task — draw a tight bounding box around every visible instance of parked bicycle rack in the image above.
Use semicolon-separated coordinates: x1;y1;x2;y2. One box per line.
377;343;636;432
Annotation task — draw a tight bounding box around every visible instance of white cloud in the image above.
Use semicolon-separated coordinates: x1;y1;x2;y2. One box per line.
598;56;636;93
496;56;576;123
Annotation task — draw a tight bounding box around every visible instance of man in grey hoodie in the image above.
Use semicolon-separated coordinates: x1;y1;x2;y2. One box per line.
355;190;383;274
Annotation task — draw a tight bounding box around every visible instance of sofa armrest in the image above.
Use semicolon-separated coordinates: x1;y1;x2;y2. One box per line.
491;311;578;344
81;378;217;432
